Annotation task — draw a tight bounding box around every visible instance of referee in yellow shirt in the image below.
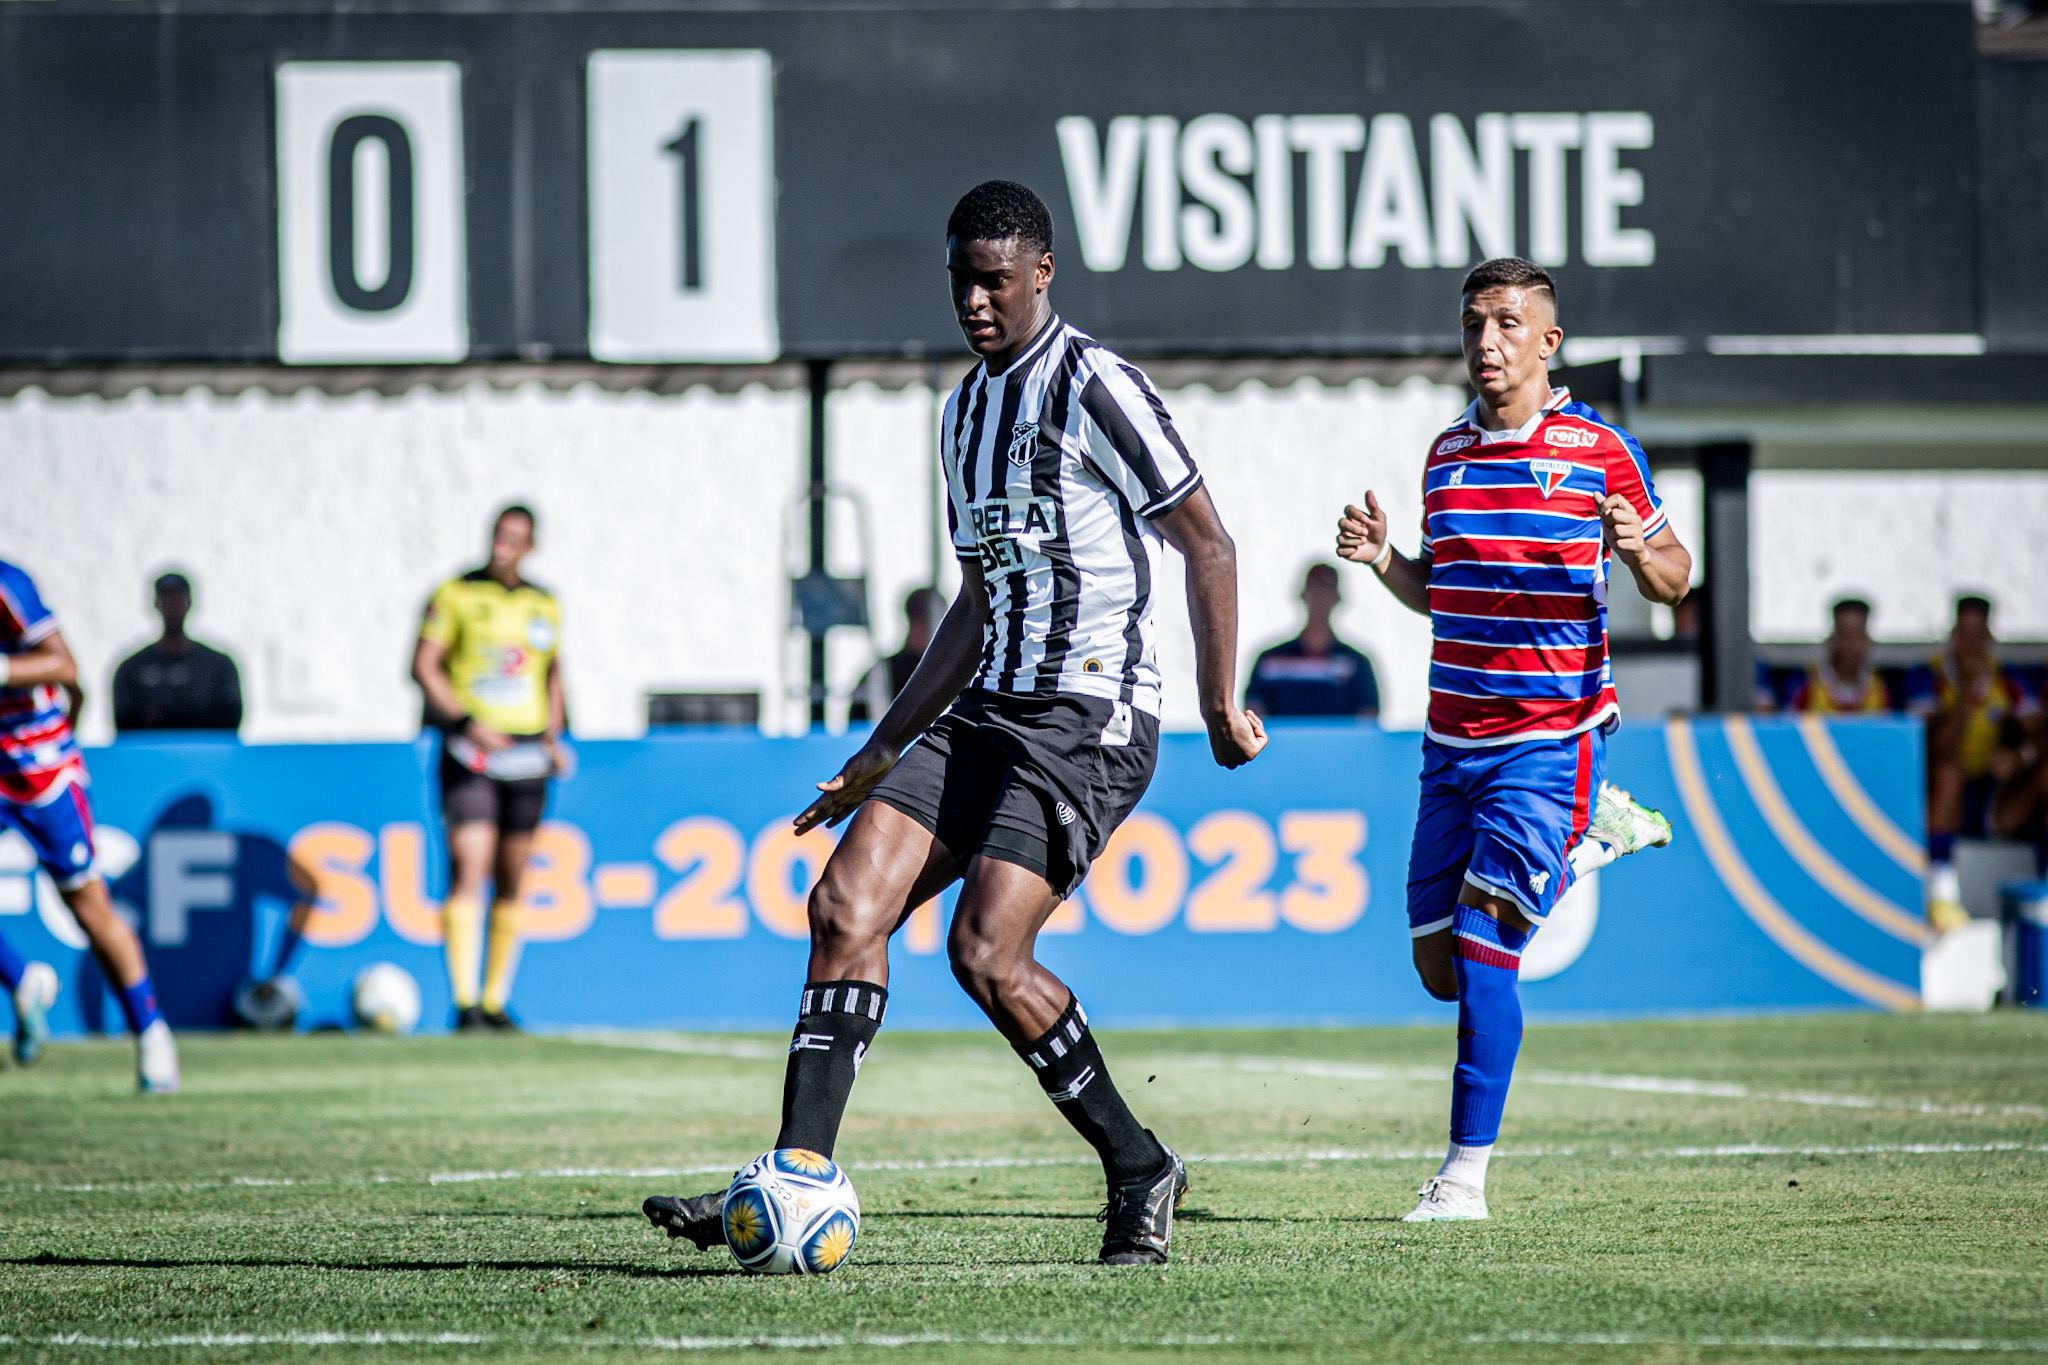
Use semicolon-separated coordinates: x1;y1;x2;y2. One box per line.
410;505;567;1031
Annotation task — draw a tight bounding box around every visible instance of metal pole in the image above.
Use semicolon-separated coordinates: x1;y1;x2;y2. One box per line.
807;359;830;730
1697;441;1754;712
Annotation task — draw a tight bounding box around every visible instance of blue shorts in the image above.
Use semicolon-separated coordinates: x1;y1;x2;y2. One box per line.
1;781;98;891
1405;730;1604;936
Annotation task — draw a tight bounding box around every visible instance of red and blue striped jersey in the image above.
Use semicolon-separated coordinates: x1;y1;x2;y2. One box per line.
0;559;87;805
1418;389;1667;747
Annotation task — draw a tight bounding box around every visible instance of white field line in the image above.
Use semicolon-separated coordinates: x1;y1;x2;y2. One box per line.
0;1333;489;1348
16;1142;2045;1197
1171;1052;2048;1119
1471;1332;2048;1353
416;1142;2048;1185
0;1331;1230;1352
564;1033;2048;1119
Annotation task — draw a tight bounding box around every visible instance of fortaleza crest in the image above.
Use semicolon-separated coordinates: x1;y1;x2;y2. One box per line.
1528;458;1573;498
1007;422;1040;466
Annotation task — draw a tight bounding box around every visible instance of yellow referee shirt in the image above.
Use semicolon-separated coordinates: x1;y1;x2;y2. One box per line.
419;569;560;735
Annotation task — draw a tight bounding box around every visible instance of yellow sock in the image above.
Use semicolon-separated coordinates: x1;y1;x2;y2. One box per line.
481;899;524;1015
442;892;484;1010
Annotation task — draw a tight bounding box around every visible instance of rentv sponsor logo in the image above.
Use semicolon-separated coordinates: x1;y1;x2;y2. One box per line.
1438;433;1477;454
1057;112;1654;274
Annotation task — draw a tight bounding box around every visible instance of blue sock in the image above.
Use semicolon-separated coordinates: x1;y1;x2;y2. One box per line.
117;975;165;1035
1448;904;1530;1148
0;930;25;994
1929;832;1956;864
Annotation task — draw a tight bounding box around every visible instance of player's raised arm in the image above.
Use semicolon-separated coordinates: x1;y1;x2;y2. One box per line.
1155;486;1266;769
1337;490;1431;616
795;563;991;832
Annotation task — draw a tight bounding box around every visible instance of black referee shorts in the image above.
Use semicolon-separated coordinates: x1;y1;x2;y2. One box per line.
439;751;550;835
867;690;1159;898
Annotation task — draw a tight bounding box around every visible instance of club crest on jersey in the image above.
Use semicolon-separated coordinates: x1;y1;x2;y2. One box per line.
1439;433;1477;454
1544;426;1598;449
1007;422;1040;466
1528;458;1573;499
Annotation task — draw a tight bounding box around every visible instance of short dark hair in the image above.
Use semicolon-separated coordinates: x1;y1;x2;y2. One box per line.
1955;594;1992;621
1461;257;1557;312
1831;597;1871;619
946;181;1054;257
495;503;537;534
153;571;192;597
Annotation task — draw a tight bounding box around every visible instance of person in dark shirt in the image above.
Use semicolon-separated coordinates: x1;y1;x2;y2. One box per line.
850;587;945;724
1244;563;1379;719
112;573;243;733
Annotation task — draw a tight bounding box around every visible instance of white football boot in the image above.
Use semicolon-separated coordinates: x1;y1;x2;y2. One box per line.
1586;781;1674;857
13;960;59;1067
1401;1176;1489;1222
137;1019;180;1094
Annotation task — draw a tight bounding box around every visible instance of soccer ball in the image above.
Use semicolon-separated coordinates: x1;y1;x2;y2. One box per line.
351;963;422;1034
722;1149;862;1275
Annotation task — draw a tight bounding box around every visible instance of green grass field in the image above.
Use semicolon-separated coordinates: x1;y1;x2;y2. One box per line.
2;1014;2046;1364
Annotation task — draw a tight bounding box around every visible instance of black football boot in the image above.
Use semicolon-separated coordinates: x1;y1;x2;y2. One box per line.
1097;1135;1188;1265
642;1191;728;1251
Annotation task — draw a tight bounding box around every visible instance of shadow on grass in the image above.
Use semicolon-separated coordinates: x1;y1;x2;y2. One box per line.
3;1253;734;1279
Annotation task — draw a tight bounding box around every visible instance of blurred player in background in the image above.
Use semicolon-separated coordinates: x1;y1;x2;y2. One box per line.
0;558;178;1091
1337;258;1683;1222
1762;598;1893;714
643;181;1265;1265
1912;596;2044;929
411;505;568;1032
1243;563;1380;719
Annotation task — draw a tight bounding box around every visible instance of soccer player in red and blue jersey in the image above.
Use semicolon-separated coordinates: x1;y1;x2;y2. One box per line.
1337;258;1689;1220
0;558;179;1091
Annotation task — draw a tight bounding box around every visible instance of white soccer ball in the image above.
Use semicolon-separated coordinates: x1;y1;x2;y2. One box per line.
722;1149;862;1275
351;963;422;1034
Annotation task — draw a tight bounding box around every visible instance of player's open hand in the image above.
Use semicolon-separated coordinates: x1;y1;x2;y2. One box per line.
1208;706;1268;769
1600;494;1648;561
795;742;901;833
1336;491;1390;566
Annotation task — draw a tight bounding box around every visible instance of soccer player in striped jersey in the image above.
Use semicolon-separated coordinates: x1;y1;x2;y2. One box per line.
0;559;179;1090
1336;258;1686;1221
643;180;1266;1265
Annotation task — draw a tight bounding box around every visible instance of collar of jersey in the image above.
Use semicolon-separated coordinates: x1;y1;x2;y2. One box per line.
1454;386;1572;446
977;313;1065;384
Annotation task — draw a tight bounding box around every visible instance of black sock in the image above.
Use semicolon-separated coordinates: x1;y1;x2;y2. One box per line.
773;980;887;1159
1016;996;1166;1185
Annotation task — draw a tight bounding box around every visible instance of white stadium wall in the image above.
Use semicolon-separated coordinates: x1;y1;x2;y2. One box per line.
3;378;2043;746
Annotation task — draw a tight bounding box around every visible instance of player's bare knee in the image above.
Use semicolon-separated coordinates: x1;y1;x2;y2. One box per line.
944;930;1020;1007
806;871;888;961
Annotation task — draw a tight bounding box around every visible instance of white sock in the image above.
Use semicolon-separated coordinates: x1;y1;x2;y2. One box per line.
1926;861;1961;905
1569;838;1620;879
1438;1142;1493;1192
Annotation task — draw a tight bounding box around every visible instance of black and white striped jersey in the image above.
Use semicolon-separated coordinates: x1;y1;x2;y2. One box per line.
943;315;1203;722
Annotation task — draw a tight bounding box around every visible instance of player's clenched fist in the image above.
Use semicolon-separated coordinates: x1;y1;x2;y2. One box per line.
1336;490;1391;566
1599;493;1649;561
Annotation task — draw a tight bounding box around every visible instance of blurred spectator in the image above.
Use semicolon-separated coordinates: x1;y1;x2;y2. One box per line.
850;587;946;724
1908;596;2044;929
112;572;243;733
1244;564;1379;719
1763;598;1893;713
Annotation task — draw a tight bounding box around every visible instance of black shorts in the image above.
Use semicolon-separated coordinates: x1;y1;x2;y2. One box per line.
439;752;550;834
867;690;1160;897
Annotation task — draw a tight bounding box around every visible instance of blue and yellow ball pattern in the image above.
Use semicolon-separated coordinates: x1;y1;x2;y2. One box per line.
722;1148;862;1275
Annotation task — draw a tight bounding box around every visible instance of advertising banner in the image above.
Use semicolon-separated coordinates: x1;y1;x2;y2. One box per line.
0;2;1980;363
0;717;1928;1033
